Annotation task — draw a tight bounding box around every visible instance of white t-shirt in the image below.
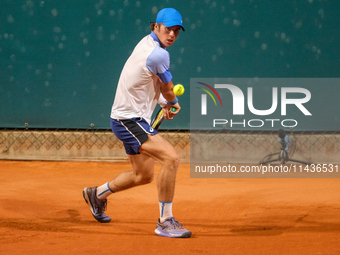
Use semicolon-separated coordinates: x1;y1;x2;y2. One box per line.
110;32;172;124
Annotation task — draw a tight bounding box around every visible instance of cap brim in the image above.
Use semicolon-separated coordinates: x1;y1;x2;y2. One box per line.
150;21;185;31
162;22;185;31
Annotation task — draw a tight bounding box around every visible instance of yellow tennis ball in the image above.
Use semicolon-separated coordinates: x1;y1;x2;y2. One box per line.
173;84;185;96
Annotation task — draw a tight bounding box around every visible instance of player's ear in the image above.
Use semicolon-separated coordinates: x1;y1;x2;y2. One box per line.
154;23;162;32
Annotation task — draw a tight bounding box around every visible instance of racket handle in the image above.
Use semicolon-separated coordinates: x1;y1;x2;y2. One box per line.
171;107;176;112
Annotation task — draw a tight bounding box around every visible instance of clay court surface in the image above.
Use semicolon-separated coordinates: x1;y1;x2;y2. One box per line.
1;160;340;255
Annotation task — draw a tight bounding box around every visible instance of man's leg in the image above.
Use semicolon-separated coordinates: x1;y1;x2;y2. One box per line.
83;154;154;223
137;134;191;238
106;154;155;193
138;134;179;202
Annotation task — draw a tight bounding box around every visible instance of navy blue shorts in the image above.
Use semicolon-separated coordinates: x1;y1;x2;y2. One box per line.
110;117;158;155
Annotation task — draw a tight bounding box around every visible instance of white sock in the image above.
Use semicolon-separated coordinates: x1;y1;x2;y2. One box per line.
96;182;114;200
159;201;173;223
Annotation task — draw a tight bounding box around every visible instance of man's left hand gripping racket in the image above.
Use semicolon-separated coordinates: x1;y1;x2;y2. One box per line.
151;107;176;131
151;84;184;131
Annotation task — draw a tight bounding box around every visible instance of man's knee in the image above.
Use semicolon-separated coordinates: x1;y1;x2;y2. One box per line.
166;153;180;170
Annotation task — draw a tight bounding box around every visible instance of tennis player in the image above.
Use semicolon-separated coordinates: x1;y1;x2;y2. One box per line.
83;8;191;238
278;129;290;151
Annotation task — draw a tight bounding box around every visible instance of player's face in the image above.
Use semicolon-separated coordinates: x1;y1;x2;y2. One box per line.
154;23;181;48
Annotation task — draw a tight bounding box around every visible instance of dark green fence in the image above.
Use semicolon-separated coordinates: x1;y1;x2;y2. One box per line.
1;0;339;129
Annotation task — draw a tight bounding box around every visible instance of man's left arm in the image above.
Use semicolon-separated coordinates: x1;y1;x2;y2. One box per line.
160;81;180;120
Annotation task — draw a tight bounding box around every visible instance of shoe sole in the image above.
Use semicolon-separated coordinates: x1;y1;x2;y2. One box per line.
83;188;111;223
155;229;192;238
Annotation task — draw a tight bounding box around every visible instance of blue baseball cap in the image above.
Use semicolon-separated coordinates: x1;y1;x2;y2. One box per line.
156;8;185;31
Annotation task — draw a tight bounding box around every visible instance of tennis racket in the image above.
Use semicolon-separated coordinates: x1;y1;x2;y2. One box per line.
151;107;176;131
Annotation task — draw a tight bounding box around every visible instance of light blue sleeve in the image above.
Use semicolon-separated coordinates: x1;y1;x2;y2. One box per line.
284;135;290;150
279;136;290;150
146;46;172;83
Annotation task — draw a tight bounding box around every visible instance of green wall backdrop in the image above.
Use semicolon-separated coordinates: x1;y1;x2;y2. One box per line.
1;0;339;129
